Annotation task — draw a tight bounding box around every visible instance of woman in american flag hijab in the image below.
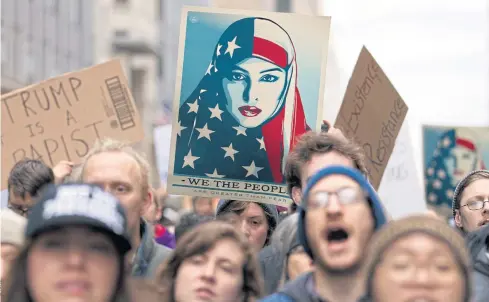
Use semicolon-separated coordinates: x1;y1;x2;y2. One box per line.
425;128;486;217
174;17;309;183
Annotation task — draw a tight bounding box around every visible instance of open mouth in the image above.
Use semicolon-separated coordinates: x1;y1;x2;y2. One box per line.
327;228;349;243
238;106;262;117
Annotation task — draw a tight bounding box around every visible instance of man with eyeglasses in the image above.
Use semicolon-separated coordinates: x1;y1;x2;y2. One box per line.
453;170;489;233
260;131;388;302
261;165;387;302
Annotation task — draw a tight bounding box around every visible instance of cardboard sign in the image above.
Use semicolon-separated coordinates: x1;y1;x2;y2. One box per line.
166;6;330;206
1;60;143;189
335;46;408;189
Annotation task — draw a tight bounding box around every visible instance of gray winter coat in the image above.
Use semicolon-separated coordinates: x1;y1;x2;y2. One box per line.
131;220;173;278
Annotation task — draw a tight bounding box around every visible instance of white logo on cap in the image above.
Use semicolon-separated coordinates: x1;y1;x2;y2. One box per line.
42;186;125;235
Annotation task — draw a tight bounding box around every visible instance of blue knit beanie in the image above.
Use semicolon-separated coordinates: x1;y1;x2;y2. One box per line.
298;165;387;259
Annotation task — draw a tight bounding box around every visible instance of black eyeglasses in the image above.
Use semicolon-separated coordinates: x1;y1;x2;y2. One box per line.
306;187;366;210
461;199;489;211
7;204;32;217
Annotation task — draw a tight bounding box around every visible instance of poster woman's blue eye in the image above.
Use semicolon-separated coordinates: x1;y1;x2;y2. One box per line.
231;72;246;81
259;74;279;83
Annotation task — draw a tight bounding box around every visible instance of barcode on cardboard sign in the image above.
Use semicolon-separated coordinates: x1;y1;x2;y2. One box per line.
105;76;135;130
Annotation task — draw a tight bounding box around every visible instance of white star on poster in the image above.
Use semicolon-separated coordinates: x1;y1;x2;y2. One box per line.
182;150;199;169
242;161;263;178
176;120;187;137
437;169;446;179
225;36;241;58
233;126;247;136
196;123;215;141
433;179;442;189
428;193;437;203
187;99;199;114
446;190;454;198
222;143;239;161
256;137;266;150
216;44;222;56
427;167;434;176
205;168;225;179
209;104;224;121
205;62;214;75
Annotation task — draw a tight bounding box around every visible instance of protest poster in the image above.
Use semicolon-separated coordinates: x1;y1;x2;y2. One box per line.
335;46;408;189
167;6;330;206
378;120;426;219
1;60;144;190
423;125;489;219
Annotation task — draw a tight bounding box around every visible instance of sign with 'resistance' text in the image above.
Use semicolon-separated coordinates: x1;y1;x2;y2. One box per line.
335;46;408;189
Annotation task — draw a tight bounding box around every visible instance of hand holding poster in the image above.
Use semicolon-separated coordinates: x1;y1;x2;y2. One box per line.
335;46;408;189
167;6;331;206
1;60;144;189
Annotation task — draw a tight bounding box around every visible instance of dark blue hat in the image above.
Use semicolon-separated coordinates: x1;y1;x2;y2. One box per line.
298;165;387;259
26;183;132;255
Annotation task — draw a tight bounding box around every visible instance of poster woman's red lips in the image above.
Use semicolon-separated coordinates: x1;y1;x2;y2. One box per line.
238;105;262;117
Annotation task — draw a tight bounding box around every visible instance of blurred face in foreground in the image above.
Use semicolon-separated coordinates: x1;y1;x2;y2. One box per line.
1;243;20;280
372;233;465;302
174;238;245;302
27;227;119;302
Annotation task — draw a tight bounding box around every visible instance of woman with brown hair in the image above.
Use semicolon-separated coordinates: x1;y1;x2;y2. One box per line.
3;183;159;302
216;199;278;251
156;220;264;302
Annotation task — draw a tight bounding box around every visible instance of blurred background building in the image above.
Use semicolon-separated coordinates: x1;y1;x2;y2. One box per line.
1;0;93;94
1;0;321;190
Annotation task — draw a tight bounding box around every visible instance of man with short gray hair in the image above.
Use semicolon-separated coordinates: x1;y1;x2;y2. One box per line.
75;138;172;277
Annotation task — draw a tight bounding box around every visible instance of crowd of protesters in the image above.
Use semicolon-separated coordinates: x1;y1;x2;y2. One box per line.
1;125;489;302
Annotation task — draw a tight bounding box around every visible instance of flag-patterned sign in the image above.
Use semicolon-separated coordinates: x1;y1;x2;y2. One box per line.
424;126;488;218
167;7;331;205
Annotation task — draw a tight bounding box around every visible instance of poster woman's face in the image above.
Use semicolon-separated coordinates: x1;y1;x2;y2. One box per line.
445;146;477;185
222;57;287;128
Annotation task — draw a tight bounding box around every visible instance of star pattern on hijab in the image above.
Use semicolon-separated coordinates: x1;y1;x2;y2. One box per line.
176;35;269;180
425;130;457;207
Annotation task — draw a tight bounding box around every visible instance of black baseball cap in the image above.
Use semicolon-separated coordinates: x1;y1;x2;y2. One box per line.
26;183;132;255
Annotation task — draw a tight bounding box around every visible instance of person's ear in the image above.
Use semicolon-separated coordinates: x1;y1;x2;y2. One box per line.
141;189;153;216
291;186;302;206
454;209;464;229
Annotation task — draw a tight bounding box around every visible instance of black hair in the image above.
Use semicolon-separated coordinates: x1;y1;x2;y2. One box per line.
7;159;54;198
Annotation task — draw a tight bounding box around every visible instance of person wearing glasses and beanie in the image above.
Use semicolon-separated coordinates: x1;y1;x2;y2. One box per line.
453;170;489;233
2;183;160;302
261;165;388;302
